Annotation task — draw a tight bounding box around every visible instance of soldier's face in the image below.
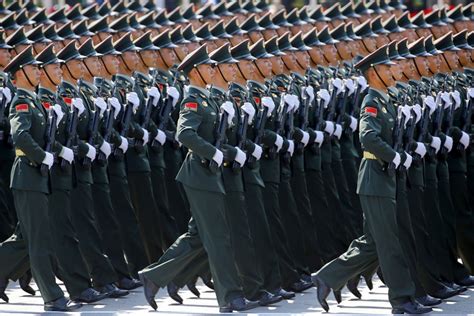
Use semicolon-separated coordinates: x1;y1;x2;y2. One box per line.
42;63;62;85
270;56;284;75
399;59;417;79
444;51;460;70
173;46;189;62
281;52;297;71
362;37;377;53
0;48;11;67
321;45;338;65
335;42;352;60
388;32;404;42
102;55;119;75
185;42;200;53
248;32;261;44
195;64;216;83
414;57;430;77
218;63;237;82
375;35;390;48
430;26;445;39
84;57;102;77
140;50;158;67
276;27;290;37
294;51;310;69
53;41;64;52
389;61;404;81
426;55;441;73
123;51;139;68
457;49;473;67
416;29;432;39
228;35;246;47
350;40;363;56
33;43;48;55
190;20;201;30
240;60;256;79
24;65;41;86
308;47;326;66
66;59;85;78
262;29;278;41
213;38;229;48
161;48;178;67
402;30;418;43
374;64;395;86
203;40;217;52
254;58;273;78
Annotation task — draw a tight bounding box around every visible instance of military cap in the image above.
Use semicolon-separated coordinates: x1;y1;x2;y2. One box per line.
397;12;417;29
6;27;33;47
195;23;218;41
155;9;175;26
26;25;51;44
453;30;473;50
448;4;469;22
317;25;339;44
153;29;178;49
249;38;273;58
134;31;159;50
290;32;311;51
439;7;454;24
57;22;80;40
111;1;131;15
408;37;432;57
0;30;10;50
43;24;64;41
210;42;238;64
66;4;86;22
265;36;285;56
110;14;133;33
57;41;86;63
303;28;324;47
371;16;390;34
127;0;146;13
129;13;145;30
424;35;442;55
144;0;157;11
367;0;386;15
95;35;121;55
97;2;112;17
354;1;374;16
0;12;18;30
16;9;34;26
425;9;446;26
387;40;404;60
231;39;256;60
182;4;202;20
241;14;265;33
48;8;69;24
170;26;190;44
176;44;216;74
114;32;139;52
225;17;247;35
379;0;395;12
389;0;407;10
355;19;378;38
255;0;270;11
330;23;352;42
227;1;247;15
36;43;62;66
272;9;293;27
81;4;101;20
341;3;361;19
286;8;306;26
346;23;362;40
197;2;220;20
5;1;21;12
88;16;115;34
210;21;233;39
258;12;279;29
462;4;474;21
4;45;41;74
310;5;330;22
138;11;160;29
73;20;94;37
411;11;432;29
467;31;474;47
325;3;347;20
0;1;10;15
383;15;405;33
354;44;394;73
78;38;102;58
397;38;415;58
31;8;54;25
298;7;315;23
23;0;38;13
167;7;188;24
434;32;460;51
182;24;202;42
213;1;233;17
242;0;262;14
278;32;297;52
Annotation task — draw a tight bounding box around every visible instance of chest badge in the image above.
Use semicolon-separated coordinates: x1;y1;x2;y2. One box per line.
382;107;387;113
202;101;208;107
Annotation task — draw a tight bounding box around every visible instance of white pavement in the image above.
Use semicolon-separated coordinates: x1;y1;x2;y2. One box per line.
0;278;473;314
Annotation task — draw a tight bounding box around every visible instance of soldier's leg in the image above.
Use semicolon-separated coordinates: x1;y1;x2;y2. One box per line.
0;224;29;281
341;157;364;235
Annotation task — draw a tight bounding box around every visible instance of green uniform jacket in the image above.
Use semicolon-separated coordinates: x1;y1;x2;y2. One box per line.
0;73;15;161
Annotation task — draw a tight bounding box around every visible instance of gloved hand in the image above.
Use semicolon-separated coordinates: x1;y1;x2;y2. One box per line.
324;121;335;135
357;76;368;92
401;105;412;127
119;136;129;153
109;97;121;119
403;152;412;169
450;91;461;110
251;144;262;160
349;115;358;132
314;130;324;147
414;142;427;158
412;104;422;123
94;97;107;116
42;152;54;169
167;86;180;107
126;92;140;112
318;89;331;108
86;143;96;161
334;124;342;139
274;134;283;151
392;152;401;169
212;148;224;167
155;129;166;145
287;140;294;156
332;78;344;95
441;92;451;108
148;87;161;107
99;141;112;159
443;135;453;152
241;102;256;124
52;104;64;127
423;95;436;116
141;128;149;145
234;147;246;167
460;131;470;149
284;94;298;112
59;146;74;163
344;78;356;96
72;98;85;116
430;136;441;154
300;131;310;146
220;101;235;125
1;87;11;104
261;96;275;116
468;87;474;99
303;86;315;103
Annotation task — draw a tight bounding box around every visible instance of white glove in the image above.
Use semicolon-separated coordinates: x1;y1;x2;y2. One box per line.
443;135;453;152
167;86;180;107
300;131;309;146
357;76;368;92
261;96;275;116
392;152;401;169
212;148;223;167
403;152;412;169
318;89;331;108
220;101;235;125
234;147;246;167
141;128;149;145
334;124;342;139
148;87;161;107
441;92;451;108
401;106;412;128
424;96;436;116
290;95;300;112
344;79;356;96
94;97;107;116
274;134;283;151
119;136;129;153
414;142;427;158
109;97;122;119
412;104;422;123
86;143;96;161
460;131;470;149
332;78;344;95
303;86;315;103
241;102;256;124
450;91;461;110
59;146;74;163
155;129;166;145
251;144;262;160
284;94;298;112
430;136;441;154
349;115;358;132
287;140;294;156
42;152;54;169
72;98;85;116
314;130;324;147
126;92;140;112
324;121;335;135
1;87;11;103
468;87;474;98
52;104;64;127
99;141;112;159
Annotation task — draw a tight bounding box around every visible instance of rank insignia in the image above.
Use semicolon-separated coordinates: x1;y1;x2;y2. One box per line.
15;103;29;112
365;106;378;117
184;102;198;111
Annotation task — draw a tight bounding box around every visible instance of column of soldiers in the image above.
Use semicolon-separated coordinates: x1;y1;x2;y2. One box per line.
0;0;472;313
